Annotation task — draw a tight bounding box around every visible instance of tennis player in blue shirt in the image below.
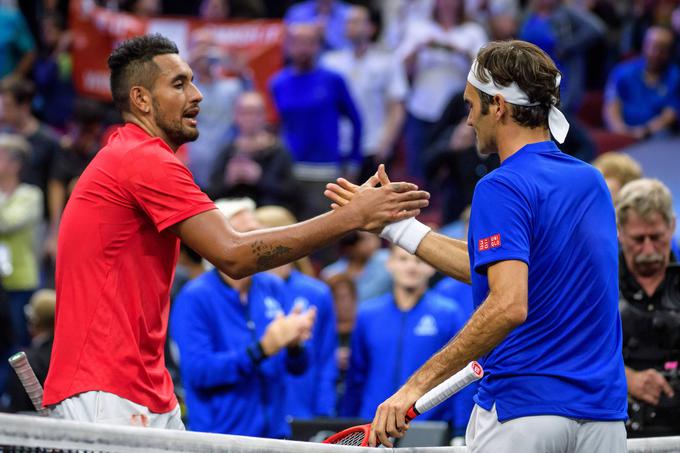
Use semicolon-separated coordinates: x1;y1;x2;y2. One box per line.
326;40;628;452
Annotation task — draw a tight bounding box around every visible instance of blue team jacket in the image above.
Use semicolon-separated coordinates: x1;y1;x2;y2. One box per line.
283;270;338;418
170;270;308;438
341;291;471;433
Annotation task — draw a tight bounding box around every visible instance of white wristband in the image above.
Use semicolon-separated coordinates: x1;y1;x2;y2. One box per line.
379;218;431;254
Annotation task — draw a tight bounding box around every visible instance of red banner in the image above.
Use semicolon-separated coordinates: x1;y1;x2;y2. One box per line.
69;0;284;120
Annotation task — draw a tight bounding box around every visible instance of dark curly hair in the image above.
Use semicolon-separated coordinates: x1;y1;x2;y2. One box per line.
474;40;561;129
107;34;178;113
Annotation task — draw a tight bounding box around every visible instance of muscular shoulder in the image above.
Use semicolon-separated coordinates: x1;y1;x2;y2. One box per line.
476;168;528;201
116;140;189;186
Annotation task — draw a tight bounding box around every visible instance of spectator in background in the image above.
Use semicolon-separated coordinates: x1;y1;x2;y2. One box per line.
270;24;362;219
285;0;351;51
255;205;338;419
619;0;673;57
592;151;643;200
171;198;315;438
321;231;392;303
616;179;680;437
340;245;470;437
0;134;42;349
0;3;35;82
207;92;297;213
32;11;75;131
186;32;248;188
604;26;679;140
520;0;605;114
3;289;55;413
325;272;357;410
485;1;519;41
321;6;408;182
396;0;488;177
44;99;105;263
380;0;435;50
0;79;62;218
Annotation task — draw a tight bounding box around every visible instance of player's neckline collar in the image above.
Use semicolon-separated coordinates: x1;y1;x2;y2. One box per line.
502;140;559;165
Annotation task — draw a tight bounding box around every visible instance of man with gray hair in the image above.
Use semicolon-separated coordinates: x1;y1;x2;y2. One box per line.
617;178;680;437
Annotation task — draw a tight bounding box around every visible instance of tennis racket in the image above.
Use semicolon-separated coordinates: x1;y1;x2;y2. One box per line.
324;360;483;446
8;351;50;416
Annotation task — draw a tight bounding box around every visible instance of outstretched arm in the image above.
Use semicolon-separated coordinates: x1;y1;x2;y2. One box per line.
325;166;471;283
171;180;429;279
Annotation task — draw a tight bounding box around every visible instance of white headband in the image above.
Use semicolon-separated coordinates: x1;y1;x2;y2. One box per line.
466;59;570;144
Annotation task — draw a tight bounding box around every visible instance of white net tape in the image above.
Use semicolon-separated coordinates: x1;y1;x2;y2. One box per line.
0;413;678;452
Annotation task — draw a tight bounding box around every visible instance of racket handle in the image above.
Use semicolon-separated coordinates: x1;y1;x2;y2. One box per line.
8;351;49;416
414;361;483;415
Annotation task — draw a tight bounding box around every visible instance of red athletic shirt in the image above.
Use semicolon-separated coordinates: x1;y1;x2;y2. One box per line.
43;123;216;413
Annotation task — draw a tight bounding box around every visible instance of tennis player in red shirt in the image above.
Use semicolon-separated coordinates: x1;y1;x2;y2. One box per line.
42;34;429;428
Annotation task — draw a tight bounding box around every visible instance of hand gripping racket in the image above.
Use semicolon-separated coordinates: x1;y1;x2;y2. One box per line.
324;361;483;446
8;351;50;416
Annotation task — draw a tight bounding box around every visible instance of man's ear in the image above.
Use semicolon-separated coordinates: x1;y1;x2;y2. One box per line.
129;86;152;114
493;94;507;120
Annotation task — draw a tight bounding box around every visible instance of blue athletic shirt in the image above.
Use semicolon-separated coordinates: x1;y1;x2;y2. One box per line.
467;140;627;422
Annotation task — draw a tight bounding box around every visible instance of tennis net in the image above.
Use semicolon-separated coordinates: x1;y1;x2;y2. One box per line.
1;413;679;452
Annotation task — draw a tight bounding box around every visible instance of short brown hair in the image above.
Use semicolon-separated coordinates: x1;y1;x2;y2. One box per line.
592;152;642;188
474;40;561;129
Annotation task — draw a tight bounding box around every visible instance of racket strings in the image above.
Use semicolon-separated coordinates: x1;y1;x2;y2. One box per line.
333;431;366;446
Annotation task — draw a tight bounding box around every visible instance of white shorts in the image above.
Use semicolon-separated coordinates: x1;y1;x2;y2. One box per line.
51;391;184;430
466;404;627;453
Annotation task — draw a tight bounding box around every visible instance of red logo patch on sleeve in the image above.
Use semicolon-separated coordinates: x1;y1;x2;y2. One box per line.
478;234;501;252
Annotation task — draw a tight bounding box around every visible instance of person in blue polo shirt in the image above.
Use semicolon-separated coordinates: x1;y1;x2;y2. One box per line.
326;40;628;452
604;26;680;139
269;23;362;220
340;245;470;436
170;199;316;438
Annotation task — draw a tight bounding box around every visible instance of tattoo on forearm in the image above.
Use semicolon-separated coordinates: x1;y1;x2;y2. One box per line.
252;240;293;271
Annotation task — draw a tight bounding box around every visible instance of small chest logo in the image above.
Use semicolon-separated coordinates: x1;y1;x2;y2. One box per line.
264;297;283;319
293;297;309;311
478;234;501;252
414;315;438;336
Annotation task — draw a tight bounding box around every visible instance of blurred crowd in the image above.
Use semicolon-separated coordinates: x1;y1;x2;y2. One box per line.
0;0;679;445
